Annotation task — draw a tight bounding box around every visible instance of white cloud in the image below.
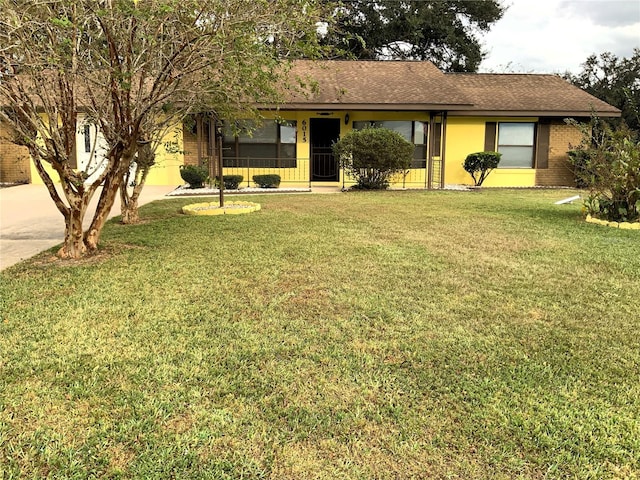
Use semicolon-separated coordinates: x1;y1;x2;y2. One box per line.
480;0;640;74
559;0;640;27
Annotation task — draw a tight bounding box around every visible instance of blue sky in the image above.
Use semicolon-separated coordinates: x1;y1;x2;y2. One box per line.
479;0;640;74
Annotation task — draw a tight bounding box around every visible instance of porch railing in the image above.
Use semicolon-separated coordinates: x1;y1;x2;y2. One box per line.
222;157;311;188
218;156;440;189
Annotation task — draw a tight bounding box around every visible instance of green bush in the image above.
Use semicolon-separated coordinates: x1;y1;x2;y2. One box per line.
218;175;244;190
463;151;501;186
253;174;281;188
568;118;640;222
568;149;591;189
179;164;209;189
332;128;413;189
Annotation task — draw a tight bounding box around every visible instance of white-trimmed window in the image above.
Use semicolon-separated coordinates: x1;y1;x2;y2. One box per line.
353;120;427;168
497;122;535;168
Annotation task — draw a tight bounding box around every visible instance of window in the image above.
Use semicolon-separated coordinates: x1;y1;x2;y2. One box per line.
83;124;91;153
497;123;535;168
223;120;297;168
353;120;427;168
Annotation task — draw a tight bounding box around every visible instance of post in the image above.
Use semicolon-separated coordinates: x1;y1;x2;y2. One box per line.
440;112;447;189
216;121;224;207
427;113;435;190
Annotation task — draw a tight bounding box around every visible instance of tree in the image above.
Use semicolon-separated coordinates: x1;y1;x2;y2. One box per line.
568;117;640;222
324;0;505;72
0;0;325;258
463;151;501;186
564;49;640;132
333;127;414;189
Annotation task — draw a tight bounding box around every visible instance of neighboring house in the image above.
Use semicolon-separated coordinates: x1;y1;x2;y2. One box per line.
1;60;620;188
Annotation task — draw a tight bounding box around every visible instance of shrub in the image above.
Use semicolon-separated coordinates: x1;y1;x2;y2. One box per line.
218;175;244;190
253;174;281;188
179;164;209;189
463;151;502;186
568;118;640;222
567;149;591;188
332;128;413;190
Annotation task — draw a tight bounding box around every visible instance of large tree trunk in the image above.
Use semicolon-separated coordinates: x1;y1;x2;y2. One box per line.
119;169;147;225
120;143;154;225
120;183;140;224
84;147;139;249
84;169;123;251
58;203;89;259
29;151;96;259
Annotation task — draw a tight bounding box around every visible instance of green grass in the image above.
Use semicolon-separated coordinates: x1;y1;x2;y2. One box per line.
1;189;639;479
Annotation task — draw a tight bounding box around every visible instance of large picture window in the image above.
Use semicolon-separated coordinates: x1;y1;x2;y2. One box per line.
497;123;535;168
353;120;427;168
223;120;297;168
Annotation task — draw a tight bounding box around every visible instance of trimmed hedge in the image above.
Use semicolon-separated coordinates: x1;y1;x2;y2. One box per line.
253;174;281;188
463;151;501;186
221;175;244;190
179;164;209;189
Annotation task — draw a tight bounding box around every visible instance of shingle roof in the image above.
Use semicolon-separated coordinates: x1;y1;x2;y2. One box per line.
448;73;620;117
285;60;474;110
282;60;621;117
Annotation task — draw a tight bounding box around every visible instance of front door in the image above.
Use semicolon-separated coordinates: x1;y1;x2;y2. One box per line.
310;118;341;182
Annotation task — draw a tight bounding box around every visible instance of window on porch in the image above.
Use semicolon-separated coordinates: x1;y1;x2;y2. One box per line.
223;120;297;168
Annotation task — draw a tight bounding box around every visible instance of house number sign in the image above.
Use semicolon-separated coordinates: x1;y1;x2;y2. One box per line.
301;120;307;142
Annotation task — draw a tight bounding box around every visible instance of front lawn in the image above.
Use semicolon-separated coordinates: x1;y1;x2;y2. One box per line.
1;190;638;479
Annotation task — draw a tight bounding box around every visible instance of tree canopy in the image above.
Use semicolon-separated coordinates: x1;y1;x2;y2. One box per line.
0;0;325;258
324;0;505;72
564;49;640;133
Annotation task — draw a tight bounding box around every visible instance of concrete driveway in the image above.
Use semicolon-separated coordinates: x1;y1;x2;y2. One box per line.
0;184;175;270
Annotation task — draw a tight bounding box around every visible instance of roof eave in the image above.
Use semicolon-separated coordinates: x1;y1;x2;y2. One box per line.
447;109;621;118
263;103;475;111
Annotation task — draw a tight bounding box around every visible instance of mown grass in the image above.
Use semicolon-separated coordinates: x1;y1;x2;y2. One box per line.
1;189;639;479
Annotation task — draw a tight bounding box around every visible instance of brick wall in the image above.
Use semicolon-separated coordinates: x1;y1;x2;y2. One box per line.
536;120;583;187
182;124;202;167
181;121;222;177
0;121;31;184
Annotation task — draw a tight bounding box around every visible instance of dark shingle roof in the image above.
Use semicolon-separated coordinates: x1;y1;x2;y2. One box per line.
448;73;620;116
282;60;620;117
285;60;473;110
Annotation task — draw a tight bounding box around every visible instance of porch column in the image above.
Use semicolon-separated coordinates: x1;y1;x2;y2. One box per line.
440;112;447;189
196;114;203;165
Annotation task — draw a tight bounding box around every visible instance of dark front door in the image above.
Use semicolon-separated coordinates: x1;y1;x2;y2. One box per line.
310;118;341;182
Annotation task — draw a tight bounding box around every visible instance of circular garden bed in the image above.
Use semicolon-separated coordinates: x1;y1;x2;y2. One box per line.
181;201;261;216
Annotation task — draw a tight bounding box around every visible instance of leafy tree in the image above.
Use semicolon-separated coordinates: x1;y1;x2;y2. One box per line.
325;0;505;72
333;128;414;189
463;151;501;186
0;0;325;258
564;49;640;132
568;117;640;222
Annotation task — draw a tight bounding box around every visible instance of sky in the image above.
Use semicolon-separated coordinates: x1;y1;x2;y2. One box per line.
479;0;640;74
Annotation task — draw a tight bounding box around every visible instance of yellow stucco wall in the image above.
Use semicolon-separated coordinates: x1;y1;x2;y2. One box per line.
445;116;537;188
29;114;60;184
30;156;59;184
145;124;185;186
24;112;543;189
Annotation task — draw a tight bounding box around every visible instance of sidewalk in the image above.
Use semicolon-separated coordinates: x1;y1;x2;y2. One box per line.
0;184;175;271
